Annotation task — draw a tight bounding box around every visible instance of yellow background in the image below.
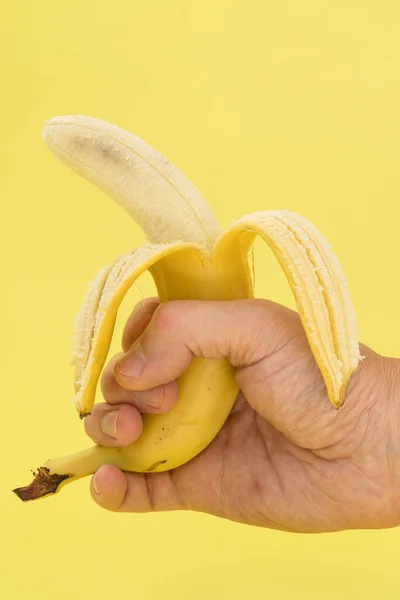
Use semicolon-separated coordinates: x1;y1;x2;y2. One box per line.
2;1;400;598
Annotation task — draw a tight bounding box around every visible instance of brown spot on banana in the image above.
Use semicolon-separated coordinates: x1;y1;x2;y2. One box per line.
145;460;168;472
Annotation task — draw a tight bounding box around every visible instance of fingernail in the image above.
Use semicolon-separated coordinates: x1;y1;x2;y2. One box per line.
92;473;101;496
116;342;147;378
135;386;164;409
101;410;119;439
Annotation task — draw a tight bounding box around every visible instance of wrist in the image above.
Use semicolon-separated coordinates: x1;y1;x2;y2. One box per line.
382;355;400;525
343;347;400;529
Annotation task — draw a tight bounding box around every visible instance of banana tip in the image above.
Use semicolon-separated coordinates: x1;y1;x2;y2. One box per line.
41;115;74;145
12;467;70;502
79;412;91;420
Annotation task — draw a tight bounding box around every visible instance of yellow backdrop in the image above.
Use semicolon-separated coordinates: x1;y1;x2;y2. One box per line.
2;1;400;598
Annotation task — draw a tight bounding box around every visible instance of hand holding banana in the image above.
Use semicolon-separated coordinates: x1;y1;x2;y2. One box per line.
84;298;400;532
14;115;362;503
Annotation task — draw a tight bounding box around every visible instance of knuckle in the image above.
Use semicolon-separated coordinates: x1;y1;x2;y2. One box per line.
132;297;160;320
83;414;92;436
100;368;115;399
152;301;179;333
140;297;160;313
101;353;123;399
84;407;103;441
122;300;160;351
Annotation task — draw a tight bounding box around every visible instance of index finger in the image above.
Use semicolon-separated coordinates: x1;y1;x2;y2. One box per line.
122;297;160;352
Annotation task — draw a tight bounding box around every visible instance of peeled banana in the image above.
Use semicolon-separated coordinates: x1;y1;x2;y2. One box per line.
13;115;361;501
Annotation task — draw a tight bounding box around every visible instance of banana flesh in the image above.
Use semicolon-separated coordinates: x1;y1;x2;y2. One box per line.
13;116;361;502
42;115;221;248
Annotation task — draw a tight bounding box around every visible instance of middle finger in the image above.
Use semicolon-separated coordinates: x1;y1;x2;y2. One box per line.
101;354;179;413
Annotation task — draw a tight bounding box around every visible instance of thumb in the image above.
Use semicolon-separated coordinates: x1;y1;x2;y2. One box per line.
114;298;303;392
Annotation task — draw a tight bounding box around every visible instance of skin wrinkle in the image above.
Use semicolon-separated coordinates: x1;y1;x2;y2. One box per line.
246;421;268;502
216;431;229;520
223;305;261;366
258;441;330;533
222;407;251;520
300;455;390;530
273;426;391;531
115;478;129;512
314;407;374;461
152;303;195;364
257;425;285;499
143;473;155;512
308;438;391;522
234;413;268;521
381;359;400;513
292;464;332;530
176;300;294;368
291;458;353;532
348;458;389;493
255;340;375;455
231;413;289;531
313;358;383;461
237;329;313;403
169;469;187;512
122;299;159;351
185;302;237;361
256;376;327;448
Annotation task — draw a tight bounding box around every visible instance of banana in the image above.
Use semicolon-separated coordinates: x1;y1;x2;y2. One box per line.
13;115;361;501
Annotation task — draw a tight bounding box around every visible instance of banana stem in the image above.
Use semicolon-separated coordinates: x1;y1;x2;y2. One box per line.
13;445;122;502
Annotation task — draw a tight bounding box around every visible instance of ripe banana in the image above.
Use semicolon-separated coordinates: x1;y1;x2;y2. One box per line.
13;115;361;501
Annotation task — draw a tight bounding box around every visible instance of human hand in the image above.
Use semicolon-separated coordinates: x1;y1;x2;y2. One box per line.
84;298;400;533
